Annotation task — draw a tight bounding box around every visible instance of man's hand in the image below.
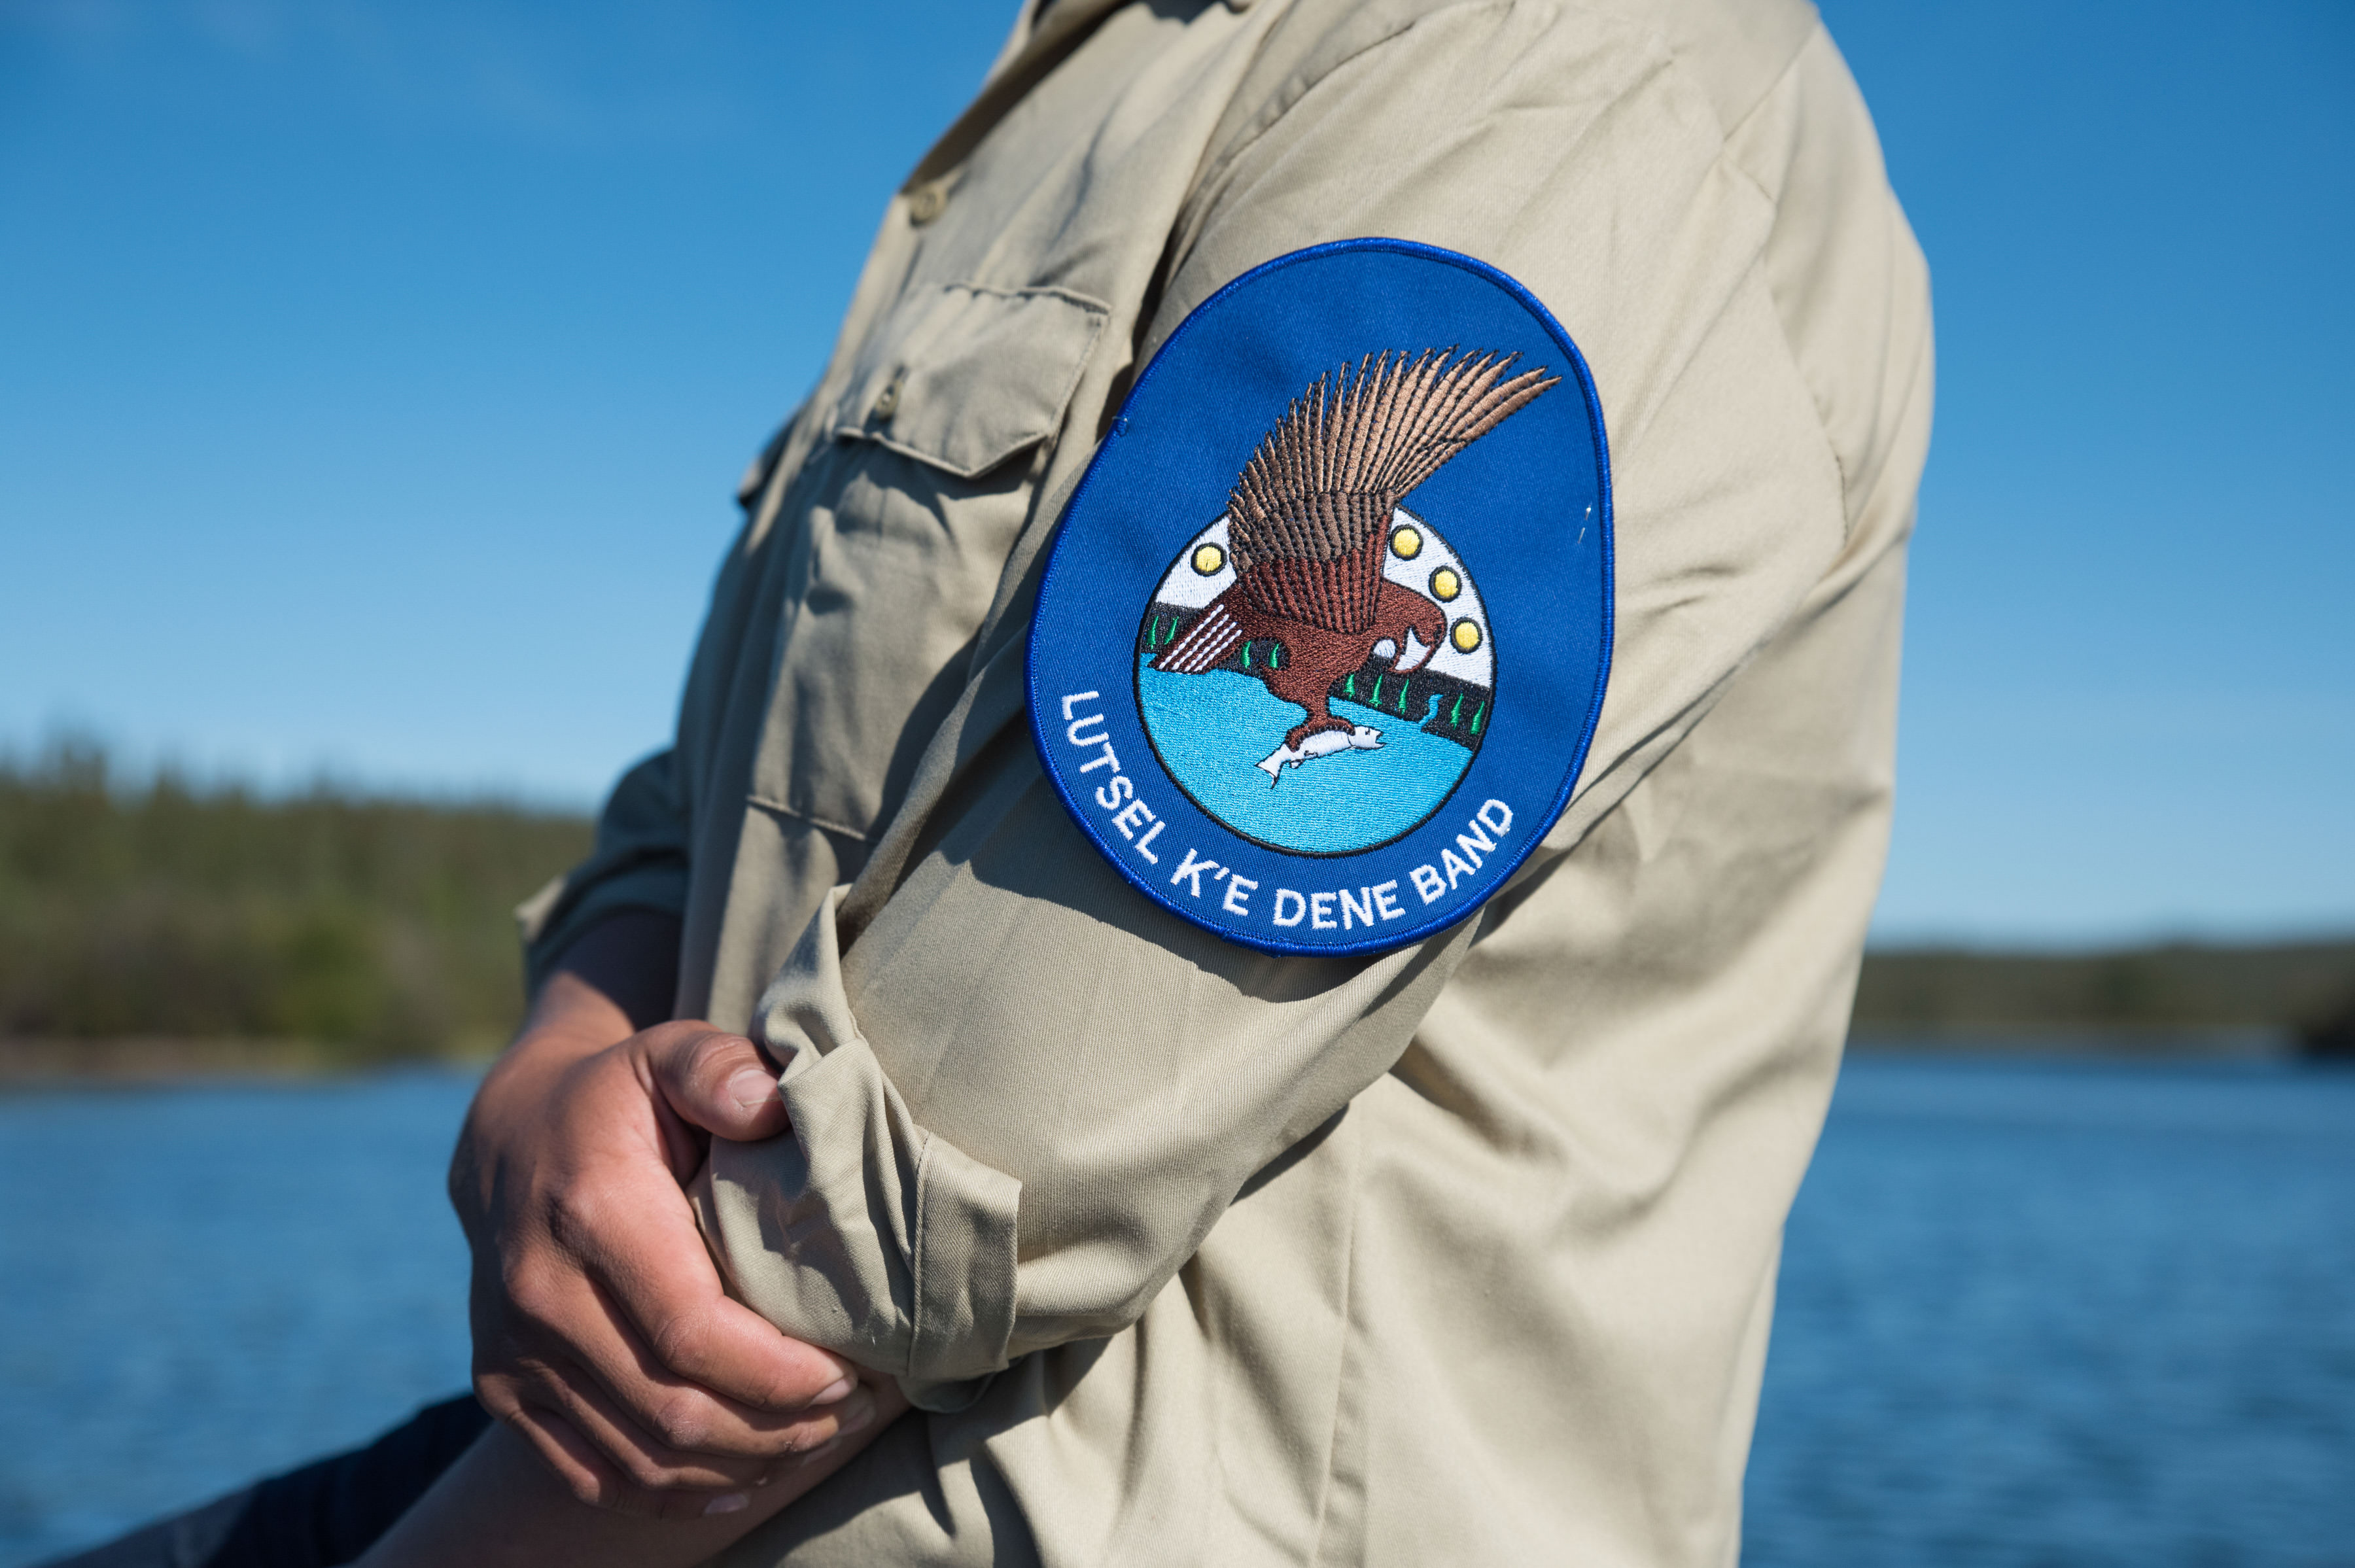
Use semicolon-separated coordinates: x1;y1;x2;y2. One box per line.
449;913;888;1513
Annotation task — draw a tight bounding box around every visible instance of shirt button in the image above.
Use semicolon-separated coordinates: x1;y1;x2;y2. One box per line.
905;179;948;225
871;374;903;421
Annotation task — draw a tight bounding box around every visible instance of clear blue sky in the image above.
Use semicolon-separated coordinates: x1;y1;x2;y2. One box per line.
2;0;2348;945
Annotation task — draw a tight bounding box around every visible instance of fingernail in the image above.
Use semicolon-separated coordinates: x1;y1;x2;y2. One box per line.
703;1492;750;1516
728;1068;780;1112
814;1374;856;1405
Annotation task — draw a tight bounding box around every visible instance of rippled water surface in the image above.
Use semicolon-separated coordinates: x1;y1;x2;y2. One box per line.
1747;1053;2355;1567
4;1054;2352;1566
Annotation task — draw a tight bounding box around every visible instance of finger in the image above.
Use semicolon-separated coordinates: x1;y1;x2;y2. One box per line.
644;1024;791;1143
555;1162;860;1419
498;1393;764;1518
558;1372;882;1496
480;1382;631;1508
493;1242;843;1478
500;1345;812;1495
506;1236;860;1477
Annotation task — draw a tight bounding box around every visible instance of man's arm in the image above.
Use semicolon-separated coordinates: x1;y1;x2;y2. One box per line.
698;3;1890;1397
353;1378;907;1568
451;908;885;1509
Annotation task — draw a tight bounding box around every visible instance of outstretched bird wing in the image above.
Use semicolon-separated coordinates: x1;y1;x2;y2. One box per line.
1222;349;1558;635
1226;348;1560;572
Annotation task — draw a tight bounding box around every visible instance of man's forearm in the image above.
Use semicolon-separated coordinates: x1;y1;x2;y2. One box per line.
353;1394;905;1568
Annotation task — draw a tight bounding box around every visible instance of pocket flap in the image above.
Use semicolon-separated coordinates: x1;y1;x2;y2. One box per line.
831;284;1109;479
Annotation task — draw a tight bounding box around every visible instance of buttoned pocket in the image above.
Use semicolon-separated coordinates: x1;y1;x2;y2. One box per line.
756;281;1110;855
830;284;1109;479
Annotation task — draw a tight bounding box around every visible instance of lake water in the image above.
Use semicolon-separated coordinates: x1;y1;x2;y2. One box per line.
3;1054;2352;1566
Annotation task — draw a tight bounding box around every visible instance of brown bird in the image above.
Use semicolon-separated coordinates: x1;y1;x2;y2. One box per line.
1153;347;1557;752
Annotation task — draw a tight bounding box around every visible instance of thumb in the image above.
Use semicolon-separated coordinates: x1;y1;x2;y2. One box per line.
644;1023;791;1143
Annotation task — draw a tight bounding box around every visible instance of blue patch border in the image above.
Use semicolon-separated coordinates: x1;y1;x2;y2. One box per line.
1026;237;1614;957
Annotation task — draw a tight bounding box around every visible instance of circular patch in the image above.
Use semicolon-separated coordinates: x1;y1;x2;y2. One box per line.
1028;239;1613;956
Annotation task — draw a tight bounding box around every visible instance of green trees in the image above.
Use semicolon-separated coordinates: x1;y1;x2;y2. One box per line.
0;742;591;1065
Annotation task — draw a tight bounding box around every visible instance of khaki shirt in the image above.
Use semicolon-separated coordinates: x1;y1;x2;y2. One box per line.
521;0;1930;1561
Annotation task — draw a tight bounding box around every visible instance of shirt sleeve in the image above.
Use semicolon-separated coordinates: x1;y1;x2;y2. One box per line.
517;747;692;992
517;410;811;988
693;4;1880;1410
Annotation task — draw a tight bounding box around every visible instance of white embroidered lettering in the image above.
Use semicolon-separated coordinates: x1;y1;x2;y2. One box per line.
1060;691;1102;720
1273;888;1306;926
1478;799;1513;836
1095;774;1134;811
1340;887;1374;930
1170;848;1220;898
1223;875;1257;915
1372;880;1403;920
1412;864;1445;903
1112;797;1155;841
1441;847;1475;889
1310;892;1336;930
1134;819;1164;863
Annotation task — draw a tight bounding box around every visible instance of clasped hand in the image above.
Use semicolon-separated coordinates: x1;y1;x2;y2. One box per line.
448;958;904;1517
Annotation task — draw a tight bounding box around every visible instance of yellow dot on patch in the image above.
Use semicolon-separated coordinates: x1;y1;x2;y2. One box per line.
1389;525;1423;560
1192;543;1226;576
1451;618;1483;653
1429;566;1461;602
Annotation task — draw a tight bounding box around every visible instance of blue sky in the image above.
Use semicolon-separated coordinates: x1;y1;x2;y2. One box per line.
1;0;2348;944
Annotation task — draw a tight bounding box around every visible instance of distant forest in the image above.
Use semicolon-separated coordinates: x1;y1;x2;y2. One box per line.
0;743;590;1073
3;744;2350;1075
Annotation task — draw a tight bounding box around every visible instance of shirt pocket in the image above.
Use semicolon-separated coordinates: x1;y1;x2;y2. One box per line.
756;282;1111;850
829;283;1110;478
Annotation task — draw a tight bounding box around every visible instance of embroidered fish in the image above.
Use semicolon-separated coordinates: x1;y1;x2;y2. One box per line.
1256;722;1385;782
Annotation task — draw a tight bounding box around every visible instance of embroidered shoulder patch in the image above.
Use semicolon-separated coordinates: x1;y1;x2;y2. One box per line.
1028;239;1613;956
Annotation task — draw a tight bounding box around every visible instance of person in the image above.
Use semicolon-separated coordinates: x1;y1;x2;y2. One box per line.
53;0;1930;1562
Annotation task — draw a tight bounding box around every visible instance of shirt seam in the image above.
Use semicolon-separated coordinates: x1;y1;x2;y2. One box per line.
1715;24;1861;543
1189;0;1522;204
746;793;875;845
908;1128;937;1380
1305;1121;1363;1565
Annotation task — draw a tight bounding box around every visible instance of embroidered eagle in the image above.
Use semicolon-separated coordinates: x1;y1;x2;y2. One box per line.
1152;347;1557;756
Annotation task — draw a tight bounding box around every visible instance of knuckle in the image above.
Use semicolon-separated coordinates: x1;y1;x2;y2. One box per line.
502;1260;567;1328
542;1181;604;1245
471;1374;525;1421
563;1470;614;1509
644;1301;716;1374
644;1390;712;1452
618;1450;682;1493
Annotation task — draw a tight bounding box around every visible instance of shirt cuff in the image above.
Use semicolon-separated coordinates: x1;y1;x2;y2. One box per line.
691;890;1022;1412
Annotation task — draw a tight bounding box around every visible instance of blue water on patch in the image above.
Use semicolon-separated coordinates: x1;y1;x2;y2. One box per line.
1136;659;1475;854
5;1053;2355;1565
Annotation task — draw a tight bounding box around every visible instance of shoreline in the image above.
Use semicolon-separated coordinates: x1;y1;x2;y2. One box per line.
5;1028;2335;1091
0;1036;494;1087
